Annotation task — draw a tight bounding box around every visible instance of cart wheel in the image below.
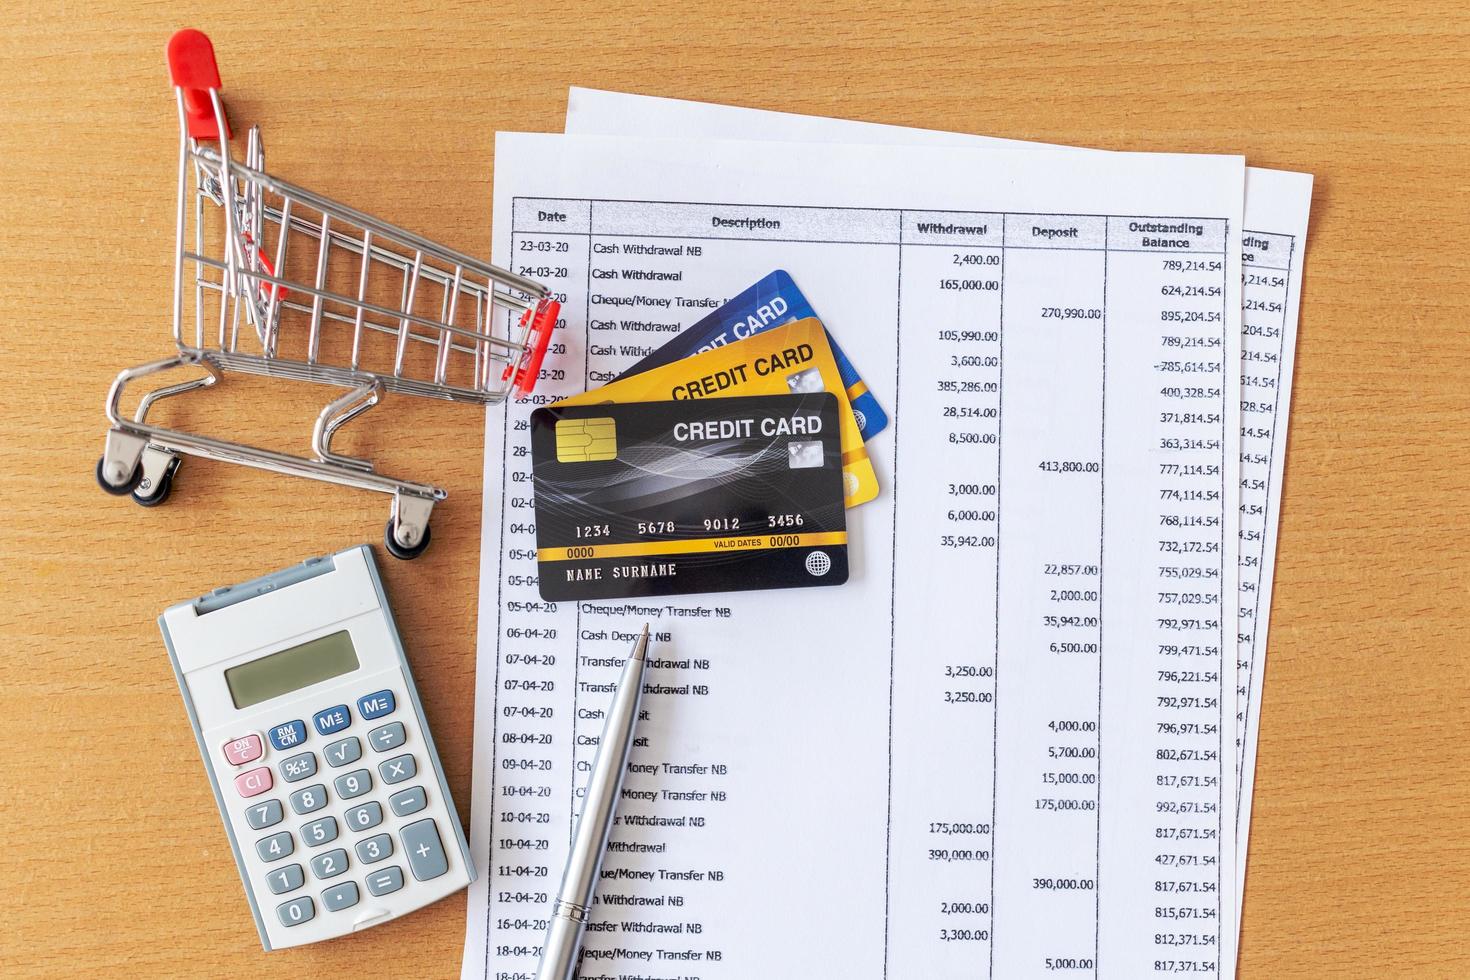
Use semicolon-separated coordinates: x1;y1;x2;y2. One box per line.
132;457;181;508
384;519;432;560
96;456;143;496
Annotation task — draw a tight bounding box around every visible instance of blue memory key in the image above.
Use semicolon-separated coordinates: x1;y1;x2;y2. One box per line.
357;689;395;720
615;269;889;441
269;719;307;751
312;704;350;735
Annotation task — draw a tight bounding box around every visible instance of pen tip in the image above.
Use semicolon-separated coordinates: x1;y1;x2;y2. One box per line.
631;623;650;661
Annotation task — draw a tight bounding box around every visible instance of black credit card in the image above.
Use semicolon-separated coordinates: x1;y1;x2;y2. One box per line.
530;393;849;601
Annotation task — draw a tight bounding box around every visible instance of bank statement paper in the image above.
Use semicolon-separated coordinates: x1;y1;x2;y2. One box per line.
567;87;1314;930
467;132;1245;979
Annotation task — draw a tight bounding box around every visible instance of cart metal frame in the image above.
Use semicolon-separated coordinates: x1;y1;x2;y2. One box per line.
97;29;559;558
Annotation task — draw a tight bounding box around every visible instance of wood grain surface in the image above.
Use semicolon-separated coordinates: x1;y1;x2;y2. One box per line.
1;1;1467;976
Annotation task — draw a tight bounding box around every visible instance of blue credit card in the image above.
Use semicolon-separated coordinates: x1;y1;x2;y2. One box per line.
614;270;890;441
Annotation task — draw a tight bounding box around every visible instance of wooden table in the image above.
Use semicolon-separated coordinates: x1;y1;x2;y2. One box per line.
2;2;1466;976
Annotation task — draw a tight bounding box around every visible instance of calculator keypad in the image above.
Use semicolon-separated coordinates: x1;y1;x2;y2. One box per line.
345;801;383;832
365;866;404;897
257;831;294;862
289;784;328;815
227;682;459;938
223;734;263;765
313;705;351;736
323;736;361;768
277;896;315;927
368;722;406;753
245;799;284;830
311;848;350;880
301;816;338;847
355;833;393;864
400;818;448;881
389;786;426;817
280;751;317;783
267;863;304;895
358;690;395;720
334;769;373;800
321;881;359;912
235;766;273;798
269;720;307;751
378;754;416;785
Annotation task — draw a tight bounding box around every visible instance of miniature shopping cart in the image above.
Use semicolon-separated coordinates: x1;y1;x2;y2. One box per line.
96;29;560;558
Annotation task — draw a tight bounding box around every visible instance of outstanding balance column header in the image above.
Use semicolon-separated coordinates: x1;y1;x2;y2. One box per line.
1241;231;1295;269
1107;217;1229;253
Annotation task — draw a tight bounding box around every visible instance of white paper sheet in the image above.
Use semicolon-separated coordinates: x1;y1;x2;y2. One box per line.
466;131;1245;979
566;88;1312;924
1234;167;1311;914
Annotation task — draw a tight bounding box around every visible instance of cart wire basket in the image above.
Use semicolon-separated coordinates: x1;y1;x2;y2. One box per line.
96;29;560;558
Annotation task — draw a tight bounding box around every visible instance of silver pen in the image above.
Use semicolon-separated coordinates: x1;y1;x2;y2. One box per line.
536;623;650;980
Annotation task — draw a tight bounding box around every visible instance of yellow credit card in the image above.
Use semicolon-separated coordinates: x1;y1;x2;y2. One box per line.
554;317;879;507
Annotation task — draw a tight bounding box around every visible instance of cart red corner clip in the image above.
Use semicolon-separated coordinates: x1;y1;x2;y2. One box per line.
510;298;561;398
167;28;230;141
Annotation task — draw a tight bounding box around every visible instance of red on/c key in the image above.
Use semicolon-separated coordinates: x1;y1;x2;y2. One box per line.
223;734;263;766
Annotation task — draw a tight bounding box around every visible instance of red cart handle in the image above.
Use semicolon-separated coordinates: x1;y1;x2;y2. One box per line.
509;298;561;398
167;29;230;141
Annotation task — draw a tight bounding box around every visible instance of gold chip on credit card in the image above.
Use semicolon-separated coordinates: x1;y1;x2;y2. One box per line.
555;417;617;462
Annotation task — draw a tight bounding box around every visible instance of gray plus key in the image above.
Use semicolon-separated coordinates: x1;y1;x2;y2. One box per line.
399;818;448;881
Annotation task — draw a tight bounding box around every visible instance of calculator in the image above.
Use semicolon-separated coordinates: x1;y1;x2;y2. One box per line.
159;545;475;950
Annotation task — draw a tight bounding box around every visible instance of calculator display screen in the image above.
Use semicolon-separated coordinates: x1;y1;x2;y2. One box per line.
224;630;360;708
